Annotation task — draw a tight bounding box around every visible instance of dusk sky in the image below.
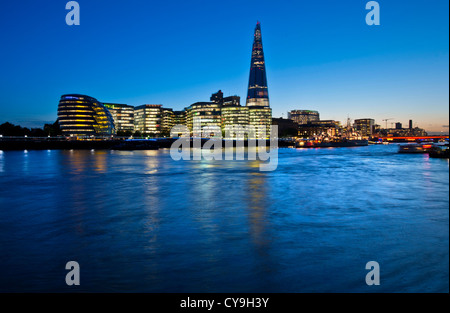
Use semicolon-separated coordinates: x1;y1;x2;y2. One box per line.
0;0;448;132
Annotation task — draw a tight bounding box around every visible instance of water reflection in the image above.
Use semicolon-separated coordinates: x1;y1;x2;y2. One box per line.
0;145;448;292
0;150;3;173
62;150;109;174
246;169;270;250
64;150;88;174
23;150;29;173
144;150;159;174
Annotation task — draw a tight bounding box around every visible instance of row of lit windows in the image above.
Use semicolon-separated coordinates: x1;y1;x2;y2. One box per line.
59;119;95;123
114;115;133;118
62;129;95;132
59;105;91;108
60;100;88;104
58;114;92;117
61;124;92;127
58;110;92;113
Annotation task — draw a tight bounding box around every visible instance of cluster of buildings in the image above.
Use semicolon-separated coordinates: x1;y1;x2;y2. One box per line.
58;22;272;139
56;22;427;141
374;120;428;137
279;110;426;139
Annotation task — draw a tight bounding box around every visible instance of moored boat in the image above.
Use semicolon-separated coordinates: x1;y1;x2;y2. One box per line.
398;142;434;154
428;144;450;158
296;139;368;148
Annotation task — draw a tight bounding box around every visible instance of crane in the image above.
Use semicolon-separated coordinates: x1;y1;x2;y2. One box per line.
382;118;394;129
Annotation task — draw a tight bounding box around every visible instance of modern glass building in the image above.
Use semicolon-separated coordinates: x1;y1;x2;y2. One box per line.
221;106;249;138
288;110;320;125
134;104;162;135
185;102;222;136
57;94;115;137
248;106;272;139
354;118;374;137
103;103;135;134
161;108;175;135
173;111;186;127
245;22;272;139
246;22;269;107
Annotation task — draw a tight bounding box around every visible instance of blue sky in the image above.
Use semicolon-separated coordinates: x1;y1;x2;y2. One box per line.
0;0;448;132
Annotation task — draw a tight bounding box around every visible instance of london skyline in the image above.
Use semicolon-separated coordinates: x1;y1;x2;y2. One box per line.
0;0;448;132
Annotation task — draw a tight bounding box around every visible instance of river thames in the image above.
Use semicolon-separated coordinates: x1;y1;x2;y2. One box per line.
0;144;448;292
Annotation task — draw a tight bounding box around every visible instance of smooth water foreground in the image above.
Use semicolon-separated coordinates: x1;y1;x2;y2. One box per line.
0;145;448;292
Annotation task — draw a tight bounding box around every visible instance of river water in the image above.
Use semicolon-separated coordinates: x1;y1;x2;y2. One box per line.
0;145;448;292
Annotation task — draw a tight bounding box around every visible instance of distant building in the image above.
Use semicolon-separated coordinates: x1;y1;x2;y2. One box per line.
374;121;428;137
272;117;298;138
223;95;241;107
373;124;381;134
210;90;224;104
210;90;241;107
288;110;320;125
58;94;115;137
134;104;162;135
354;118;374;137
298;120;340;138
103;103;134;134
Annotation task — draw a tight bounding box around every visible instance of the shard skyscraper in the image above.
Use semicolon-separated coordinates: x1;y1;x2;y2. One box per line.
246;21;269;107
246;22;272;139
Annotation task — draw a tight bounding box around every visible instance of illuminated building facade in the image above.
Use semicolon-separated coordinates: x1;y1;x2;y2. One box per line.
298;120;340;138
221;106;249;138
210;90;248;136
246;22;269;107
249;106;272;139
354;118;374;137
161;108;175;135
221;106;249;128
173;111;186;126
103;103;135;134
134;104;162;135
185;102;222;135
57;94;115;137
288;110;320;125
245;22;272;139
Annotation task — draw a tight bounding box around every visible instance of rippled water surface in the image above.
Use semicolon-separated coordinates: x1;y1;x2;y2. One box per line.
0;145;448;292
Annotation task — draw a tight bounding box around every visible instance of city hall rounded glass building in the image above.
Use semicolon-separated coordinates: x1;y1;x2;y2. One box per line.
57;94;115;137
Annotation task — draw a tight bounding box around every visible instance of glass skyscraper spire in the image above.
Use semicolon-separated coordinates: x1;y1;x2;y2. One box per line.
246;21;269;107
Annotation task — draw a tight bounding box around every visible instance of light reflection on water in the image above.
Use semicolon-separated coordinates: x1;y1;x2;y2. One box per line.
0;145;448;292
0;150;3;173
